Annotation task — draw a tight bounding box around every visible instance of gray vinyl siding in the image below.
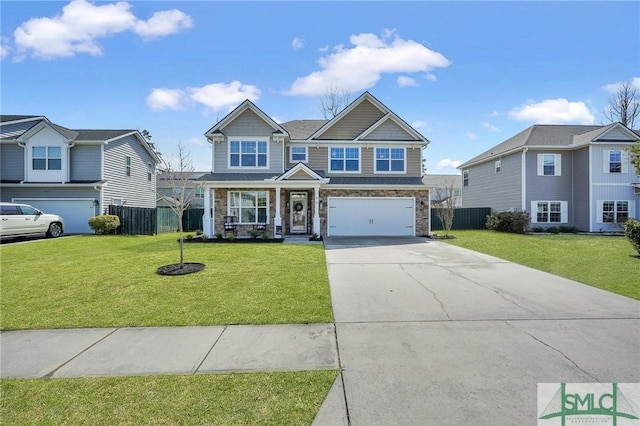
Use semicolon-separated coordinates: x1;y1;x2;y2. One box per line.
70;145;101;181
1;186;99;202
1;144;24;181
317;100;385;140
103;135;156;208
461;152;522;211
214;110;284;174
525;150;574;226
363;120;419;141
600;127;634;141
572;147;590;230
307;146;328;171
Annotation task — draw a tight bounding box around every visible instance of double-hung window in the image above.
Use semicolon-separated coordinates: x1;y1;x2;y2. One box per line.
463;170;469;186
290;146;307;163
495;160;501;173
330;147;359;172
532;201;567;223
537;154;561;176
125;156;131;176
32;146;61;170
375;148;405;172
608;150;622;173
229;139;268;168
601;201;629;223
229;191;268;224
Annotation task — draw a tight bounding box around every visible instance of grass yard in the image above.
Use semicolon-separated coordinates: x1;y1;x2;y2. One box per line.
441;230;640;300
0;234;333;330
1;370;339;425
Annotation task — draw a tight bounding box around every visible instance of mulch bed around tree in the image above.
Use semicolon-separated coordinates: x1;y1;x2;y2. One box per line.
156;262;205;276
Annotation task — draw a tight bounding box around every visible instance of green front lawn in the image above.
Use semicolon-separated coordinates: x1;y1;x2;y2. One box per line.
1;370;339;425
442;230;640;300
0;234;333;330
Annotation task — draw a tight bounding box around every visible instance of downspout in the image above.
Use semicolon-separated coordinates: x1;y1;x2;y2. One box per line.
66;142;75;184
521;147;528;212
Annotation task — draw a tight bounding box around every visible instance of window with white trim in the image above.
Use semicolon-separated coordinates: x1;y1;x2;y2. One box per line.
463;170;469;186
495;160;501;173
32;146;62;170
601;200;629;223
603;150;629;174
229;191;268;224
375;147;405;172
330;147;359;172
229;139;268;168
147;163;153;181
608;151;622;173
290;146;307;163
125;156;131;177
531;201;567;223
537;154;561;176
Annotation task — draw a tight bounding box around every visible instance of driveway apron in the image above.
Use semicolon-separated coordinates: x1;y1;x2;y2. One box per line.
321;237;640;426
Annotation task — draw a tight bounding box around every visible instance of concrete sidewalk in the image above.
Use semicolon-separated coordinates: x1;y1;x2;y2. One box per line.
0;323;339;379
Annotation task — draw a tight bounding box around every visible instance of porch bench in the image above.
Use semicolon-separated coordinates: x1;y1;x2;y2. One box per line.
224;216;237;236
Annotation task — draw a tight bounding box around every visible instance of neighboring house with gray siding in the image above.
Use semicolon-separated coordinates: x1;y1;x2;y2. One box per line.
199;92;431;238
0;115;159;233
459;123;639;232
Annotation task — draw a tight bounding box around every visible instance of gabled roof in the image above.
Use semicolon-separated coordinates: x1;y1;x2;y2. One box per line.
204;100;289;139
273;162;327;181
0;115;159;163
460;124;605;168
306;92;429;144
280;120;327;140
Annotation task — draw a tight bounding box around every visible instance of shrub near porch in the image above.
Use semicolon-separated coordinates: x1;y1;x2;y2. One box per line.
0;234;333;330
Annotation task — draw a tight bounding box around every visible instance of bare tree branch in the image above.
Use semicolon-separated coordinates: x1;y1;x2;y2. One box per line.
432;179;458;237
603;81;640;129
318;85;351;119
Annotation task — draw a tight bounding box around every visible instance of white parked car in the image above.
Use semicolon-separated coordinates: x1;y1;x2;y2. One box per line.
0;202;64;238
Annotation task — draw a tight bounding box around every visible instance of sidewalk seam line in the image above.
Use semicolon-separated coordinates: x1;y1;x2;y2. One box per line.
333;322;351;426
194;325;227;374
42;327;120;379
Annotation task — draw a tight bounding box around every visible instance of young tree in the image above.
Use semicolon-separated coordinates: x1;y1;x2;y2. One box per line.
627;141;640;176
158;141;197;267
318;85;351;119
432;179;458;237
603;80;640;129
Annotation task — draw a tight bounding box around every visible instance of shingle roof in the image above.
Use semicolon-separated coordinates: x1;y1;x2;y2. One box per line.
461;124;604;167
74;129;135;141
196;173;278;181
280;120;327;140
0;115;42;123
327;176;424;185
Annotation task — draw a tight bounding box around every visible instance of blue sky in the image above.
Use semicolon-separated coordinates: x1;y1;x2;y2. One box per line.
2;1;639;173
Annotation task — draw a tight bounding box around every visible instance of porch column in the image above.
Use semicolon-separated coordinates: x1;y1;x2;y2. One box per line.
274;187;282;238
313;186;321;235
203;188;214;237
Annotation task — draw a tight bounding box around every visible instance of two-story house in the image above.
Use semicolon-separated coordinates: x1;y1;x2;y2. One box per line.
198;92;431;238
0;115;159;233
459;123;639;232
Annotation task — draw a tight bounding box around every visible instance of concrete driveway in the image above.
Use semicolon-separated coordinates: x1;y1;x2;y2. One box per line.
318;237;640;426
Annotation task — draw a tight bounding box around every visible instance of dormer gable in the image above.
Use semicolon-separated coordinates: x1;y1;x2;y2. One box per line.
572;122;638;147
21;120;73;183
273;162;327;182
204;100;289;142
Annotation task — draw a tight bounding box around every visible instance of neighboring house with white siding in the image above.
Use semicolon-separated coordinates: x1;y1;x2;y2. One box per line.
199;92;431;238
0;115;159;233
459;123;640;232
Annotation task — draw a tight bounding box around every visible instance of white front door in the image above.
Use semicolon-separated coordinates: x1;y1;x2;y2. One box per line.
290;192;308;233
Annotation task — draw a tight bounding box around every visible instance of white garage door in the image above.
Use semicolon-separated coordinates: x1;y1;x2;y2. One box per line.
327;197;415;236
13;198;96;234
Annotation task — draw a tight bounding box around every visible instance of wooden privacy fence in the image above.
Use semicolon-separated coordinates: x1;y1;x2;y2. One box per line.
108;206;204;235
431;207;491;231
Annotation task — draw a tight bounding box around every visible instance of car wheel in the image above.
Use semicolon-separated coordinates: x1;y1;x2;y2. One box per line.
46;222;63;238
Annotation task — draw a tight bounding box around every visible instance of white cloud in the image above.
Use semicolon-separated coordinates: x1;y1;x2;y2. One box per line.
410;120;432;132
318;45;329;52
435;158;461;169
482;122;500;132
148;81;261;112
467;132;478;140
509;98;595;124
188;81;261;111
602;77;640;93
0;37;10;59
188;136;205;147
12;0;192;60
287;29;451;96
292;37;304;50
424;73;437;82
397;76;418;88
147;88;187;111
133;9;192;41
